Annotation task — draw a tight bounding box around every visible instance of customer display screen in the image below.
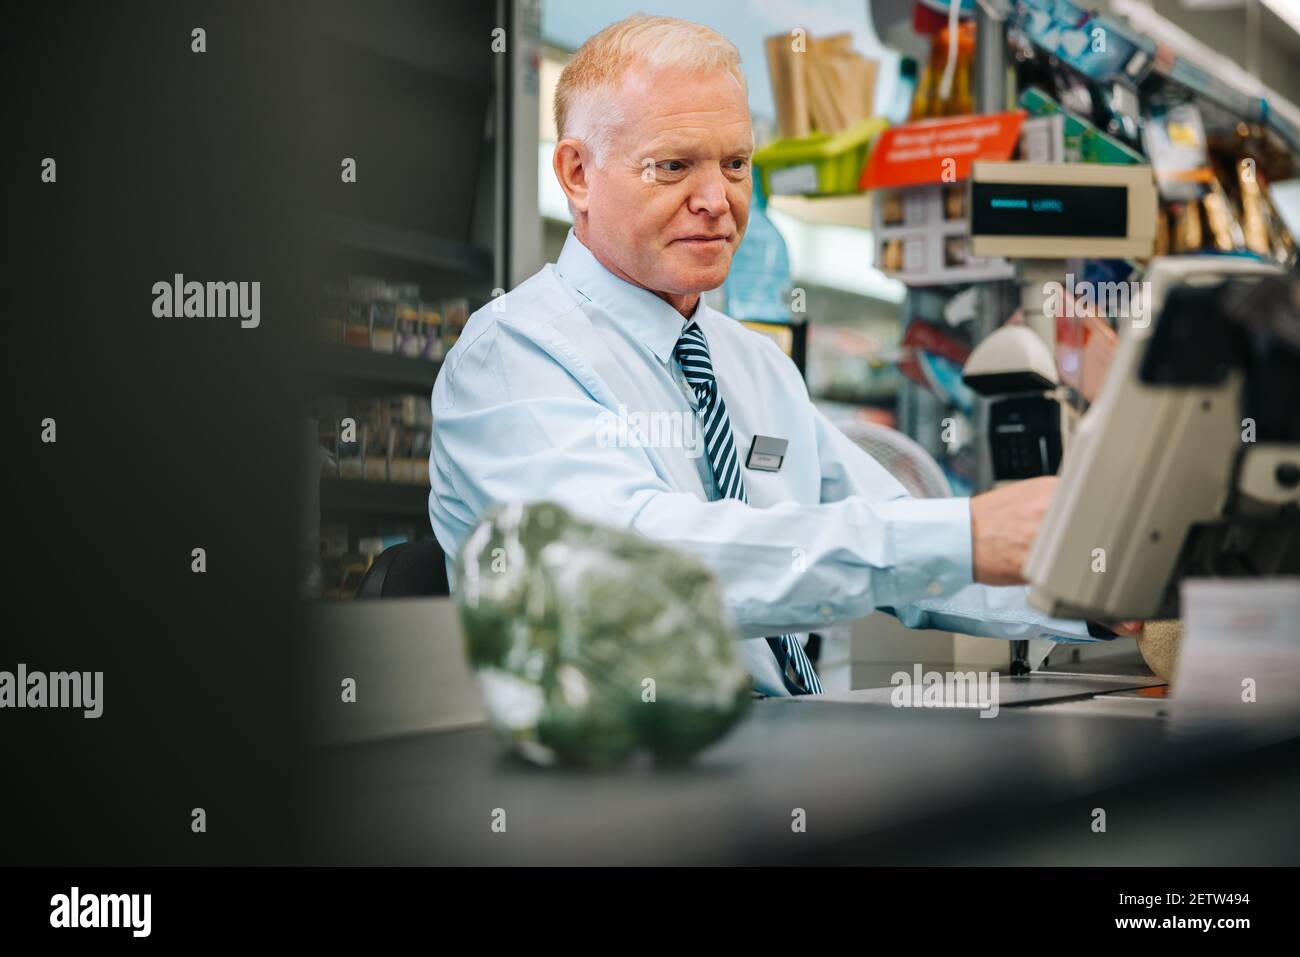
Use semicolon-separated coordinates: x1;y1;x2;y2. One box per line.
970;182;1129;238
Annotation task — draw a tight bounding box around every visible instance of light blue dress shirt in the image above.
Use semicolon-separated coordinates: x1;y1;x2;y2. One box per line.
429;228;1111;696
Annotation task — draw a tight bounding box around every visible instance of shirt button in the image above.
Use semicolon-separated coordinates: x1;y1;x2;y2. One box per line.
927;580;944;596
819;604;832;618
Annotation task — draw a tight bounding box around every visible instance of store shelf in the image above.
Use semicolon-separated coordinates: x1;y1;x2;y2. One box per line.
1109;0;1300;153
320;478;430;517
314;343;442;394
815;388;899;407
317;214;493;279
769;192;874;229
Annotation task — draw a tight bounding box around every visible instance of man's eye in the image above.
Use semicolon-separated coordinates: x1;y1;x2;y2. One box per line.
727;158;749;170
659;161;685;172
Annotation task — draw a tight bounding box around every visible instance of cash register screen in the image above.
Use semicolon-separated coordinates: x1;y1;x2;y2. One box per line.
970;182;1129;238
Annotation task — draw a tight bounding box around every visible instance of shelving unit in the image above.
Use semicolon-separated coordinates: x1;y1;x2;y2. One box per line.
313;344;441;396
300;0;539;599
320;478;432;516
316;215;494;282
1109;0;1300;154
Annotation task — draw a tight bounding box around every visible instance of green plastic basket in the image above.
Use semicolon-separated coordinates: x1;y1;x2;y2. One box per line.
754;117;887;197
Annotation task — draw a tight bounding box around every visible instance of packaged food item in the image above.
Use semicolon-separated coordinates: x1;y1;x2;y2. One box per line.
1202;182;1242;251
418;302;442;361
441;298;469;353
910;18;974;120
369;287;397;354
362;398;391;481
873;184;1013;285
412;396;433;485
395;302;423;357
1018;89;1146;165
1143;103;1212;203
943;184;964;220
881;238;904;272
387;395;416;483
337;399;364;479
343;296;370;349
1238;158;1270;256
1173;201;1203;253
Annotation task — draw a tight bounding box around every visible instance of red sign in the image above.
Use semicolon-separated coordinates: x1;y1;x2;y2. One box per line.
860;112;1025;190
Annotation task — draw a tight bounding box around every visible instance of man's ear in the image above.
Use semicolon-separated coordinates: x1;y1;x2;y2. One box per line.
553;139;592;215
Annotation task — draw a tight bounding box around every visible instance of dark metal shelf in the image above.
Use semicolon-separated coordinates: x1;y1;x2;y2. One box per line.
317;214;493;279
814;389;899;407
314;343;442;393
320;478;430;516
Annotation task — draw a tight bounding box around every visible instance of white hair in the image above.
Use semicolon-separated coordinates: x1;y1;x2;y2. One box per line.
554;14;747;166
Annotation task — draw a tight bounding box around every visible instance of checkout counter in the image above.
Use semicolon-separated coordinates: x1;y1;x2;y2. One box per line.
300;598;1300;866
301;251;1300;867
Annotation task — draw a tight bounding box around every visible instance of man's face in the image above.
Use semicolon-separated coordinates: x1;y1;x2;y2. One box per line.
579;66;753;299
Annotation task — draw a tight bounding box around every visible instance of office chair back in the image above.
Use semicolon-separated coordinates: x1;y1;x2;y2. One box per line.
355;539;450;598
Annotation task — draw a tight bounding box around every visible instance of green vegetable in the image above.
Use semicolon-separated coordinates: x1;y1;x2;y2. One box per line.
456;502;752;767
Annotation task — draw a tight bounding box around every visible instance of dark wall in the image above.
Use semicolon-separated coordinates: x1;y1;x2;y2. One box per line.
1;0;497;864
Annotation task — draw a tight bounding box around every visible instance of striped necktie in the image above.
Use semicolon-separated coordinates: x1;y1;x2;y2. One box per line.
674;319;823;696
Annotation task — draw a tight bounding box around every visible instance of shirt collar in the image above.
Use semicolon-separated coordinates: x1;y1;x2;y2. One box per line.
555;227;704;364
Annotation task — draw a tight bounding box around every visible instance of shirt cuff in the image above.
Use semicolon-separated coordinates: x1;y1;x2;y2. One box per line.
1086;620;1120;640
877;496;975;607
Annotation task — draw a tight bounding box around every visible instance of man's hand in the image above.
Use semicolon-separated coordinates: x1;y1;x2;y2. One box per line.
970;476;1057;586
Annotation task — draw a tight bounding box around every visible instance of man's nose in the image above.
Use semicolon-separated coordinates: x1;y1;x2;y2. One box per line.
687;167;730;218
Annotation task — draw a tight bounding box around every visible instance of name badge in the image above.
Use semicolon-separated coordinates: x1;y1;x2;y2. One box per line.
745;435;788;472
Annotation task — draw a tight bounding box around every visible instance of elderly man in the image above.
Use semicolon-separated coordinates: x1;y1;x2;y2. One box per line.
429;14;1129;697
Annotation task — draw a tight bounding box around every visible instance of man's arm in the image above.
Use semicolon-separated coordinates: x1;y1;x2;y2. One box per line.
809;404;1114;643
431;323;976;639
